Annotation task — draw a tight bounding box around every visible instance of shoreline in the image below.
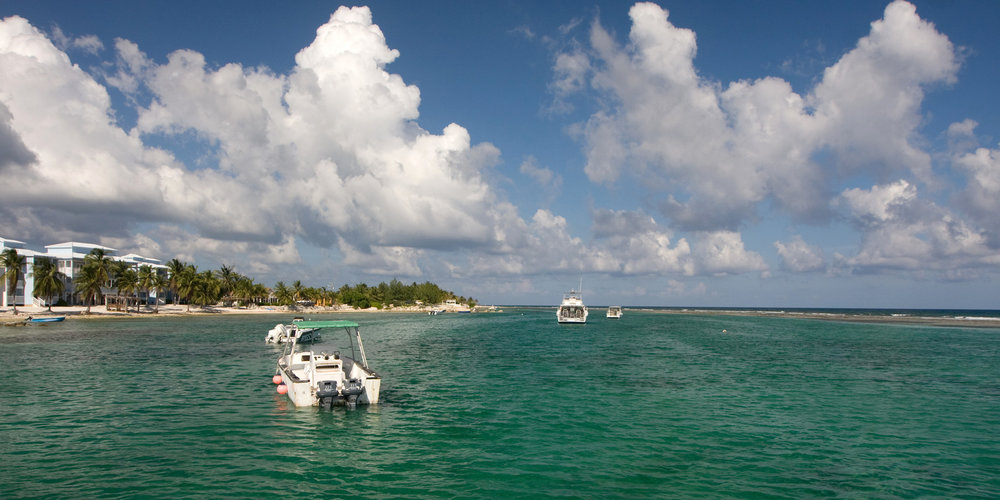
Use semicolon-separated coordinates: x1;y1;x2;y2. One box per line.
2;304;998;329
0;303;471;324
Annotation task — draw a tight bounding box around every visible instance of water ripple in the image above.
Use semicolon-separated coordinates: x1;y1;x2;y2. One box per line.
1;312;998;497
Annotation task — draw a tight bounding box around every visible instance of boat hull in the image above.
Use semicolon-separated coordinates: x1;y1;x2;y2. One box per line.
277;354;380;407
557;306;588;323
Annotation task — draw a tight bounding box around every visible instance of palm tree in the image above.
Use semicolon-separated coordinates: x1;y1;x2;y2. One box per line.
166;258;186;305
273;281;292;306
137;265;155;311
233;276;259;307
176;264;199;312
292;280;304;304
108;260;128;290
116;268;139;313
84;248;113;288
148;272;166;313
192;270;220;308
253;282;270;306
74;262;104;314
1;248;26;315
215;265;239;305
32;257;66;312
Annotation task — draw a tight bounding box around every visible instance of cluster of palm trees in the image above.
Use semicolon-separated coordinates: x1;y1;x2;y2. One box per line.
3;248;79;314
257;279;474;310
1;248;264;314
332;279;474;309
4;247;474;314
166;260;271;312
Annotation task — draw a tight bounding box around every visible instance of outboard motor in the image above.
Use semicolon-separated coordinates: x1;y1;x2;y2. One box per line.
316;380;339;408
342;378;364;407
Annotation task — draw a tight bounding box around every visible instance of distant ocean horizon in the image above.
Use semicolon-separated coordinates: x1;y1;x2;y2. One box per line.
512;305;1000;319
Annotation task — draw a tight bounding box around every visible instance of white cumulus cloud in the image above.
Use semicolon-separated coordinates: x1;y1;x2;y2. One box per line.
563;0;959;231
774;236;825;272
692;231;768;275
834;181;996;272
0;8;527;276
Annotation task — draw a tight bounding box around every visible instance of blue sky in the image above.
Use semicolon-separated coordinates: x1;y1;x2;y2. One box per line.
2;1;999;308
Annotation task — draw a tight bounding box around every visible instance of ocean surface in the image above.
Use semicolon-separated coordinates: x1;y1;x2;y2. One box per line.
2;309;998;498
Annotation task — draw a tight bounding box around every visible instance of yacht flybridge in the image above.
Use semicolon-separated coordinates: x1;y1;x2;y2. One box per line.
273;320;381;408
557;289;588;324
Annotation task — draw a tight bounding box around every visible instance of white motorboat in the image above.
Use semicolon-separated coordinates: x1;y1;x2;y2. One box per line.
273;320;381;408
557;289;588;324
607;306;623;319
265;322;321;344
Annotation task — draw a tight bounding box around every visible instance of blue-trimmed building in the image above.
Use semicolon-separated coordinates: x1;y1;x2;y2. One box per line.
1;237;167;308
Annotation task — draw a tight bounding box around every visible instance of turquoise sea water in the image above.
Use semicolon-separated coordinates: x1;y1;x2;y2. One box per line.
2;310;998;498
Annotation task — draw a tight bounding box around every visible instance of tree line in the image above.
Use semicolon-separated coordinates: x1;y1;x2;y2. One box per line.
2;247;474;314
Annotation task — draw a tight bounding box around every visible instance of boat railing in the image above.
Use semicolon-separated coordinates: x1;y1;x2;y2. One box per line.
277;321;372;375
280;362;307;383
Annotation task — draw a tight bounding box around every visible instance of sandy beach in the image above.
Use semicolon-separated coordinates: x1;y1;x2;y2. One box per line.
0;303;464;325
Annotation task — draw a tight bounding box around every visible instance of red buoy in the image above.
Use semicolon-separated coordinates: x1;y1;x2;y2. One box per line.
272;374;282;385
276;384;288;394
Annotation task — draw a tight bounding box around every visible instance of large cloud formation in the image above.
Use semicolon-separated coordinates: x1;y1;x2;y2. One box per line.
559;0;997;278
0;8;518;275
1;2;998;295
0;5;776;281
576;1;957;226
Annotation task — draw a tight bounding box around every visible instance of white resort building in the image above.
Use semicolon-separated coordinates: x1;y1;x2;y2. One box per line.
1;236;168;308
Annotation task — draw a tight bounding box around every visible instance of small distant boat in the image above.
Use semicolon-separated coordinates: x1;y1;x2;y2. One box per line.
427;309;445;315
557;289;588;324
28;316;65;323
273;320;381;408
607;306;623;319
265;319;321;344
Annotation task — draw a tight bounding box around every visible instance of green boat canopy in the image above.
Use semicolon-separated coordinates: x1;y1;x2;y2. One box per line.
294;320;360;329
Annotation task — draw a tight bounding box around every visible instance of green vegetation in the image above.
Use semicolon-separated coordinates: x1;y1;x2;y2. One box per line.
334;279;475;309
53;248;476;311
2;248;26;315
31;257;66;312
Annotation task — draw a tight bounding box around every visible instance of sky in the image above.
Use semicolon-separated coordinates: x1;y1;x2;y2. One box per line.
1;1;999;308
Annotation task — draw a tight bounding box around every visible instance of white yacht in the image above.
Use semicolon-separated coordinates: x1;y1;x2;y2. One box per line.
607;306;623;319
273;320;381;408
556;289;588;324
265;319;321;344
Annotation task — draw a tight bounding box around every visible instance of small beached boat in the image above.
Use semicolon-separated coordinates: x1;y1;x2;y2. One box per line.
265;320;321;344
28;316;65;323
607;306;623;319
273;320;381;408
557;289;588;324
